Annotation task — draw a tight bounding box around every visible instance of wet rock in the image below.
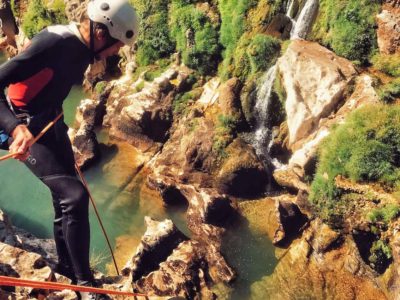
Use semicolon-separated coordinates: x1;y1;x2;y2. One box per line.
377;3;400;54
123;217;188;280
277;40;357;149
216;138;268;197
250;229;386;300
273;199;308;246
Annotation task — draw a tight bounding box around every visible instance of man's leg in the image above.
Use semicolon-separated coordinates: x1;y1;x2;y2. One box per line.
22;136;93;284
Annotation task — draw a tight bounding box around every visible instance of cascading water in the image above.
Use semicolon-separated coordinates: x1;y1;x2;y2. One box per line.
251;0;319;176
290;0;319;39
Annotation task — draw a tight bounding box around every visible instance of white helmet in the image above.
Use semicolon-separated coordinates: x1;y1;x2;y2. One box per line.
87;0;139;46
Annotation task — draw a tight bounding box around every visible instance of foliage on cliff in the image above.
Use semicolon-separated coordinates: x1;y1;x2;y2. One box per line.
310;0;380;65
310;104;400;225
22;0;67;39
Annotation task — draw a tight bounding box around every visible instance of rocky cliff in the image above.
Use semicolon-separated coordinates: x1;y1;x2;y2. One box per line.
1;0;400;299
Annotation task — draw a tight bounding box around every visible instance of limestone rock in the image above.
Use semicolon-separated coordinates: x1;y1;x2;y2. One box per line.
216;138;268;197
103;67;184;151
123;217;188;280
277;40;357;149
287;74;379;175
273;199;308;245
377;3;400;54
273;168;310;193
134;240;215;299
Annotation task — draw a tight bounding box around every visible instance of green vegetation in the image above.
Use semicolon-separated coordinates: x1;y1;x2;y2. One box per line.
377;78;400;104
367;204;400;224
135;80;145;93
173;88;203;115
22;0;68;39
212;114;239;158
310;104;400;225
310;0;380;65
130;0;174;66
372;53;400;78
94;81;107;95
368;239;392;274
170;0;220;75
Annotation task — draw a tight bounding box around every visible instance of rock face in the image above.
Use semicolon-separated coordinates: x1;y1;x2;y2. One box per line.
275;73;380;187
123;217;188;280
277;40;357;149
250;219;387;300
103;67;183;152
377;3;400;54
69;85;110;168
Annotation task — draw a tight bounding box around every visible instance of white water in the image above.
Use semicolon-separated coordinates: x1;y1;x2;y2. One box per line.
290;0;319;39
253;65;277;162
251;0;319;172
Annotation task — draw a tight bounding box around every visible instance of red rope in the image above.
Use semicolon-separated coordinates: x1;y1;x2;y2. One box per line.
0;275;147;297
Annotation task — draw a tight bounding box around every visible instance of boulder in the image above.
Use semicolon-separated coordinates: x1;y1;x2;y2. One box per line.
123;217;188;280
377;3;400;54
286;74;379;177
216;138;268;197
276;40;357;149
134;240;215;299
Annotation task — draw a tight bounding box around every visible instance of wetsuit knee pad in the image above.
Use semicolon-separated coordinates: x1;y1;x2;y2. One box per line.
42;175;89;215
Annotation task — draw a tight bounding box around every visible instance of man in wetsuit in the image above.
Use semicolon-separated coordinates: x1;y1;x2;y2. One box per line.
0;0;139;299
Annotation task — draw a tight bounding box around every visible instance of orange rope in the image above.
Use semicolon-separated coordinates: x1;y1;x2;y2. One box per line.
75;163;120;276
0;275;147;297
0;112;64;162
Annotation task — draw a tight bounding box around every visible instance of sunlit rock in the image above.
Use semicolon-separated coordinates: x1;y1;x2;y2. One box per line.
377;3;400;54
277;40;357;149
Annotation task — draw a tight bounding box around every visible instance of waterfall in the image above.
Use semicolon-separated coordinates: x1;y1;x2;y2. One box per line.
250;0;319;176
290;0;320;39
253;65;277;163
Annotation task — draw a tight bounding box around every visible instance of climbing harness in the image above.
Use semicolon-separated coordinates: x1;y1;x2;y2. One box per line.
75;163;120;276
0;275;147;298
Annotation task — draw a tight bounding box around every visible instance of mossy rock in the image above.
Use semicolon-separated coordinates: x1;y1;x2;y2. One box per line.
215;138;267;197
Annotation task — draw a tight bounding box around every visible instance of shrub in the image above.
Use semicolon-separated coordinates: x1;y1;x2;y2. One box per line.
170;1;220;75
310;104;400;224
367;204;400;224
377;78;400;104
372;53;400;78
130;0;174;66
22;0;68;39
368;239;392;274
310;0;380;65
212;114;239;158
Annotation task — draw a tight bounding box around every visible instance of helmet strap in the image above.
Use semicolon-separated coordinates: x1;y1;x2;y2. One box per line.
89;19;95;64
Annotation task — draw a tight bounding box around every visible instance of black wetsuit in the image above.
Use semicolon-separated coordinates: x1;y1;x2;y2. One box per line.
0;24;93;283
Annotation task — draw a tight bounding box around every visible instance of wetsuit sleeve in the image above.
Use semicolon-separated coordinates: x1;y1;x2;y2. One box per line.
0;30;60;135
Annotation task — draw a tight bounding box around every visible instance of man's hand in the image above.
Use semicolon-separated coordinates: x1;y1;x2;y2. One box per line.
10;124;34;161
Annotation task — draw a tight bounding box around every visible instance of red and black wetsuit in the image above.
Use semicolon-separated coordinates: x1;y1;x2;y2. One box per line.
0;24;94;284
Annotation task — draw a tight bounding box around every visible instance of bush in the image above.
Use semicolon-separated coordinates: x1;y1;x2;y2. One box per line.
310;0;380;65
372;53;400;78
369;239;392;274
212;114;239;158
377;78;400;104
130;0;174;66
170;1;220;75
310;104;400;224
22;0;68;39
367;204;400;224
